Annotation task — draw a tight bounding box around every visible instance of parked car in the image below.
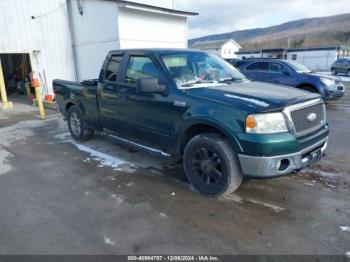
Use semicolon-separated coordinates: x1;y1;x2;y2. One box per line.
224;58;240;67
224;58;251;69
331;58;350;76
234;59;251;69
238;59;345;101
54;49;329;197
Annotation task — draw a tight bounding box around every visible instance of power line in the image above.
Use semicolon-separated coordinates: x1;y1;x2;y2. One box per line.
31;2;66;19
175;3;235;32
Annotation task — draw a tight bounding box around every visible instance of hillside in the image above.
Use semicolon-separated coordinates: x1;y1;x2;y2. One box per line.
189;13;350;50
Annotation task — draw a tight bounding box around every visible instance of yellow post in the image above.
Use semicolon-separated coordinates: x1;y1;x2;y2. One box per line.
0;58;13;109
34;86;45;120
30;71;45;119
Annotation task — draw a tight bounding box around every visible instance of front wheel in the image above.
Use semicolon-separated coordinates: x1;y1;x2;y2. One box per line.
183;133;243;197
67;106;94;141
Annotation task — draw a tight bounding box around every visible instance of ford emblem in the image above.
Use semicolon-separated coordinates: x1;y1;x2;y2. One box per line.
307;112;317;122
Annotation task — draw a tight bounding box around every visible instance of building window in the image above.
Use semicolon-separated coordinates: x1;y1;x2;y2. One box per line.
223;49;226;54
228;49;231;54
292;54;297;60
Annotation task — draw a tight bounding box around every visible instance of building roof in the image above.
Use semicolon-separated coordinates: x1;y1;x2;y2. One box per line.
287;46;341;52
236;51;261;54
190;39;241;50
261;48;286;53
114;0;198;17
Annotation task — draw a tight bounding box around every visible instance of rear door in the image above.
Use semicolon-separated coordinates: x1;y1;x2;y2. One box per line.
242;61;269;81
97;53;124;131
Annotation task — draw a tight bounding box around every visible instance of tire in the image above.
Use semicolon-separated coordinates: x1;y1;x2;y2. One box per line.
67;105;94;141
183;133;243;197
332;68;337;75
299;85;317;93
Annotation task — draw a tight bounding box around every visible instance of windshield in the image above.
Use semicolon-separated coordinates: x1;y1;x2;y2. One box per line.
286;61;312;73
160;52;247;89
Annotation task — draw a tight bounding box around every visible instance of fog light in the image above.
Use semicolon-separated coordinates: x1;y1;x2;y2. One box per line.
278;159;290;171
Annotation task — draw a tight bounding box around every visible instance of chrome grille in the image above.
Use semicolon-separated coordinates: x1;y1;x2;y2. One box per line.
285;100;325;137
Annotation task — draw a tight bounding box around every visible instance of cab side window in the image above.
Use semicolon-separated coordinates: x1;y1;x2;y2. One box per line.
125;56;159;85
105;55;122;82
246;62;269;71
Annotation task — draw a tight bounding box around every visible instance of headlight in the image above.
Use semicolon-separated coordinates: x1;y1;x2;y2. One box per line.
320;78;336;87
246;112;288;134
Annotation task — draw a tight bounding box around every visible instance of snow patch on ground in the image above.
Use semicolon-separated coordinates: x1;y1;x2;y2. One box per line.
0;149;13;176
340;226;350;232
159;213;167;218
246;198;285;213
346;251;350;258
316;71;350;82
104;237;115;246
111;194;124;206
220;193;244;203
55;133;136;172
0;118;51;176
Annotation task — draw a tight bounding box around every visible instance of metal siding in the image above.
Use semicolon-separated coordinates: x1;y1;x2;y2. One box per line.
68;0;120;81
286;50;338;71
0;0;76;95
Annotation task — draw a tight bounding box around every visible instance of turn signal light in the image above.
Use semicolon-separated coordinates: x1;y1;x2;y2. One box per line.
246;115;257;129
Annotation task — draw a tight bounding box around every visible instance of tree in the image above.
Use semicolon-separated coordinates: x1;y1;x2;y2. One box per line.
292;38;305;48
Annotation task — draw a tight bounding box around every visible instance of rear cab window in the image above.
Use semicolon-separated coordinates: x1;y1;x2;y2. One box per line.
105;55;123;82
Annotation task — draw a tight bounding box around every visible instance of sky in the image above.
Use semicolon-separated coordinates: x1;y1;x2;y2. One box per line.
175;0;350;39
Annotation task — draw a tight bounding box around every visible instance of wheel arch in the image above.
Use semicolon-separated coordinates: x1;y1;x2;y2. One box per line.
297;83;319;93
176;120;243;156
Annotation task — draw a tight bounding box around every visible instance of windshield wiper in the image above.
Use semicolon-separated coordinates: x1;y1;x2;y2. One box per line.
181;80;214;87
218;77;244;84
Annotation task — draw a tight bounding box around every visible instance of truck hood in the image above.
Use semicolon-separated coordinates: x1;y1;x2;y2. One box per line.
185;81;320;112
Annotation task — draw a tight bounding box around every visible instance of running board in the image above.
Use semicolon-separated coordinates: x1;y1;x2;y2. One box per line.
104;133;171;158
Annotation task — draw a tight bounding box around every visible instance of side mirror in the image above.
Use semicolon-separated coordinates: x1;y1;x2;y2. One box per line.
137;78;166;94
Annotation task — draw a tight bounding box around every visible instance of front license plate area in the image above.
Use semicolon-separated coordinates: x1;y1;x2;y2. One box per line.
308;148;322;166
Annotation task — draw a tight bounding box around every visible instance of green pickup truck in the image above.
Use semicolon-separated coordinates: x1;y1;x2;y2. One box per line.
53;49;329;197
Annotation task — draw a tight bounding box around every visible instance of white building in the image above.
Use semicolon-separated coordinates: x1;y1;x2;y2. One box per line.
235;51;261;60
0;0;197;97
286;47;349;71
190;39;241;59
236;46;350;71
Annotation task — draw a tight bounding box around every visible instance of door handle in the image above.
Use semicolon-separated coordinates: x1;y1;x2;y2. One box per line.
119;88;128;99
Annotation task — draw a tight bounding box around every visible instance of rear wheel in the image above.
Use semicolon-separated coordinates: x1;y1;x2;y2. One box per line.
67;106;94;141
183;133;243;197
332;68;337;75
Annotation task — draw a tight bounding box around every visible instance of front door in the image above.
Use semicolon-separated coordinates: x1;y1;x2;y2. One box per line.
116;54;177;152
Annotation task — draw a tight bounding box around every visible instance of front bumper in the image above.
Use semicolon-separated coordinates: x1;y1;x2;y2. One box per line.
324;83;345;101
238;137;328;177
